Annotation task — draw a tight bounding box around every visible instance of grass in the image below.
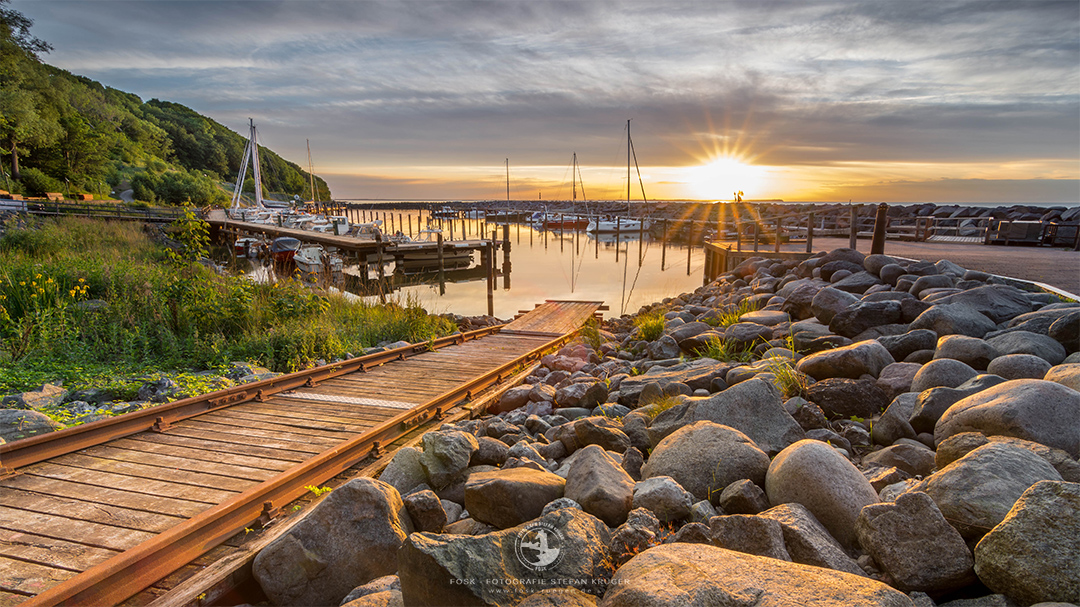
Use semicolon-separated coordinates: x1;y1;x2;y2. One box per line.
633;309;666;341
696;335;754;363
766;358;809;399
0;215;457;394
704;298;762;328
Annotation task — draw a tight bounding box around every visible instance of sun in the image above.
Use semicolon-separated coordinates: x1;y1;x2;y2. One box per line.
685;156;767;200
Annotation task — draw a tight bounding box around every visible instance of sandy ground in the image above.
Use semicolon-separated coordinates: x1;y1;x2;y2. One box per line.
714;236;1080;297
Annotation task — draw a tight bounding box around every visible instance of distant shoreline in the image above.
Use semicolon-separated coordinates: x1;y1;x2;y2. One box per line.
335;198;1080;209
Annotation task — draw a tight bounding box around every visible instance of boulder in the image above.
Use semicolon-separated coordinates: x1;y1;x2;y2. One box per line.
1048;310;1080;348
934;379;1080;457
986;330;1067;365
805;378;889;420
974;480;1080;605
936;434;1080;482
909;374;1007;434
340;576;401;607
0;409;62;442
796;339;895;380
631;476;694;523
601;543;911;607
0;383;67;410
872;394;918;446
609;507;662;568
910;303;998;338
830;301;902;338
724;322;773;350
877;329;938;363
876;362;922;402
403;489;447;533
399;507;610;606
252;479;413;607
565;445;635;527
717;478;771;515
616;360;728;406
832;271;885;295
934;335;999;370
855;491;975;592
765;439;880;549
811;287;860;325
496;385;533;412
464;467;566;529
985;353;1052;380
471;436;510;466
574;417;631;453
685;378;805;456
642;421;770;504
1044;363;1080;391
646;335;681;360
917;442;1062;540
756;502;866;576
419;430;479;490
708;514;791;560
933;285;1033;324
909;358;978;393
863;443;936;478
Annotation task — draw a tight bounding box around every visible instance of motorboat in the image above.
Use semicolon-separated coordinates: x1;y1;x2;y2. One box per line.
397;228;475;265
542;214;591;230
234;236;266;258
587;216;649;233
270;237;301;264
293;244;343;281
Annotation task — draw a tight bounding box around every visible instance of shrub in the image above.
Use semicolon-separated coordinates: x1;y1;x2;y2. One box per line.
634;309;666;341
18;168;64;196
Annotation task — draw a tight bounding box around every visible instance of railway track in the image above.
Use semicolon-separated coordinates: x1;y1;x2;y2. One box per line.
0;300;604;607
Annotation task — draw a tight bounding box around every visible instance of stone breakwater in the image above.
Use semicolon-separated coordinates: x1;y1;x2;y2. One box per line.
249;248;1079;607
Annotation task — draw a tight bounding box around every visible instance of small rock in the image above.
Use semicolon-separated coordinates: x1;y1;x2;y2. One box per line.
0;383;67;410
631;476;694;522
403;490;447;533
985;353;1053;380
419;430;479;490
910;303;998;338
796;339;896;380
717;478;770;514
934;335;999;370
910;358;979;393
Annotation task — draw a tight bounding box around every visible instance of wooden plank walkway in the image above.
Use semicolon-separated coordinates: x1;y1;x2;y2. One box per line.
0;301;602;606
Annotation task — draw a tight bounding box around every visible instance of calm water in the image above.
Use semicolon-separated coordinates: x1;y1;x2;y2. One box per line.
336;209;707;319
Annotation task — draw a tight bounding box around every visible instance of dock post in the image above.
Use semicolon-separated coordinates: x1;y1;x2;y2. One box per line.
449;219;455;241
661;218;668;270
871;203;889;254
502;224;510;256
436;232;446;295
560;214;565;253
774;219;782;253
375;232;386;283
807;212;815;253
486;233;495;316
849;205;858;250
687;220;693;275
753;222;759;253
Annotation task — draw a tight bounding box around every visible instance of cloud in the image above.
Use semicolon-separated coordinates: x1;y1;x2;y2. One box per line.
14;0;1079;200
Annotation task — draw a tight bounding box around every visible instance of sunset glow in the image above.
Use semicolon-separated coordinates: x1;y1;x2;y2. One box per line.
685;157;768;201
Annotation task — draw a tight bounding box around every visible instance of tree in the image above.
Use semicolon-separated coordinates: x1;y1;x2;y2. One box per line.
0;0;52;60
0;87;61;179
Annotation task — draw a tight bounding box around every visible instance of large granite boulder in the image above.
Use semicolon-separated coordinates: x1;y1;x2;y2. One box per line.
252;479;413;607
985;353;1052;380
565;445;635;527
909;358;978;393
830;301;902;338
600;543;911;607
631;476;694;523
399;507;611;606
933;285;1033;324
0;409;63;442
811;287;860;325
708;514;791;560
910;303;998;338
909;374;1007;435
1044;363;1080;391
796;340;895;380
916;442;1063;540
757;503;865;576
419;430;479;490
642;421;770;504
684;378;805;456
616;359;728;406
986;330;1067;365
765;439;880;549
974;480;1080;605
464;467;566;529
855;491;975;592
934;379;1080;457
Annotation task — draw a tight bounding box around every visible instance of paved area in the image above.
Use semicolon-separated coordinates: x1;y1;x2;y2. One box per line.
716;236;1080;296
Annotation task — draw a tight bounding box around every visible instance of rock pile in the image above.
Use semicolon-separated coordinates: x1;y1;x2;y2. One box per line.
248;248;1079;606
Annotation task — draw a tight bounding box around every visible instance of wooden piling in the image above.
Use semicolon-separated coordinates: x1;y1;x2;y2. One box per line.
849;205;858;250
687;220;693;275
661;218;668;270
774;219;782;254
806;212;815;253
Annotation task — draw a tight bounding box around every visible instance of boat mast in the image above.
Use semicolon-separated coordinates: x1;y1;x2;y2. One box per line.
505;158;510;203
250;118;264;210
572;152;577;202
306;139;317;203
627;119;631;213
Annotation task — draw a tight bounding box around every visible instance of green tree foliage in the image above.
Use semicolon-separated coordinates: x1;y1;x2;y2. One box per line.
0;1;330;204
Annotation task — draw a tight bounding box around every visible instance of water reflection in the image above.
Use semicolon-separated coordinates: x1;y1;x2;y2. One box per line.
228;208;708;319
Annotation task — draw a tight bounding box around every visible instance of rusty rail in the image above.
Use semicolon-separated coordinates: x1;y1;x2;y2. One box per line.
0;326;500;473
13;327;576;607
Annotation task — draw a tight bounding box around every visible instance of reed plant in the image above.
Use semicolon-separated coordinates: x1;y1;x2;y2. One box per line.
633;309;666;342
705;298;762;328
0;216;457;393
696;335;754;363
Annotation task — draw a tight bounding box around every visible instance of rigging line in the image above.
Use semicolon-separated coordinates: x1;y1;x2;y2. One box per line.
622;134;653;313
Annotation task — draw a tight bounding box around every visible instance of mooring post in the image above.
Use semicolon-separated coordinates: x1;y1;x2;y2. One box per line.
487;232;496;316
849;205;858;250
753;222;759;253
774;218;782;254
560;214;565;252
687;220;693;275
661;218;668;270
436;232;446;294
807;212;815;253
871;203;889;254
502;223;510;257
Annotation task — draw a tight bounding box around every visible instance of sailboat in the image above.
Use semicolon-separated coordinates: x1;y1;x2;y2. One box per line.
542;152;591;229
588;120;650;233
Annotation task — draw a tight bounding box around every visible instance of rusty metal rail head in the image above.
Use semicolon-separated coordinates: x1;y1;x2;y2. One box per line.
17;328;578;607
0;325;502;473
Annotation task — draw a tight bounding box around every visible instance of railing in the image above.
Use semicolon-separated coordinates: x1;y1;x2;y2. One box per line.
20;200;184;222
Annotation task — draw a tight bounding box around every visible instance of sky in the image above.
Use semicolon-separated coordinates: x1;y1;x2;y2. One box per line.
14;0;1080;203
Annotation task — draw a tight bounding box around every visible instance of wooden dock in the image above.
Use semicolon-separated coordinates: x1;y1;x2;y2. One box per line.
0;301;603;607
205;210;499;261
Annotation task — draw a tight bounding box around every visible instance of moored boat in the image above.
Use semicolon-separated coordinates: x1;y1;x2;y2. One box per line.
270;237;301;264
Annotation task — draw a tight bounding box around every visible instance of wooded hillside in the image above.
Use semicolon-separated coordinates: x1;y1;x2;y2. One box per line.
0;1;330;205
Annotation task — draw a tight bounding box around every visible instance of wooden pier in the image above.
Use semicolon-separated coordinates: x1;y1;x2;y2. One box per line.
0;301;603;607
